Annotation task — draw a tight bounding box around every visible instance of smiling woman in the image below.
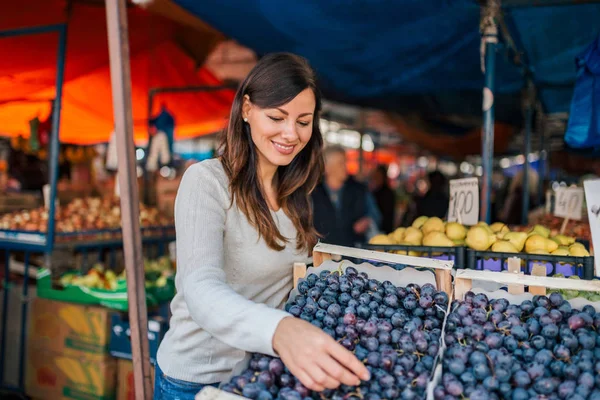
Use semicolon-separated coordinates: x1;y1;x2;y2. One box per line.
154;53;369;400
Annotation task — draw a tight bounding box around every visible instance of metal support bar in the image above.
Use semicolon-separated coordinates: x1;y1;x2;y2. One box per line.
538;109;547;206
522;80;535;225
105;1;152;399
480;0;500;224
46;24;68;254
502;0;600;7
0;23;66;38
522;102;533;225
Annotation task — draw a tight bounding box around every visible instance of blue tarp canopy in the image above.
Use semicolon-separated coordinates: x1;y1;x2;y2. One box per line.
173;0;600;143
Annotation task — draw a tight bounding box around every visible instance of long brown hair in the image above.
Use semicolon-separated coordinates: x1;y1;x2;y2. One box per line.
219;53;324;253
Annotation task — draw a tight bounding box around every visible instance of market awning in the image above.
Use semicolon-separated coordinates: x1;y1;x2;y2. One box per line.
0;0;234;144
140;0;600;153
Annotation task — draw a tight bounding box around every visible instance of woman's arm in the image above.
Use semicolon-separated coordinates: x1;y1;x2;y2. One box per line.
175;163;290;357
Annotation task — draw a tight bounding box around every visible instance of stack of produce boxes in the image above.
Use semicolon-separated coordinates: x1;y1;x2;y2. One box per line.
26;298;117;400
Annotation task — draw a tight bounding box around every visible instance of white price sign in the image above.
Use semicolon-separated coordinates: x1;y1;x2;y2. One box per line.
554;187;584;220
584;179;600;276
448;178;479;226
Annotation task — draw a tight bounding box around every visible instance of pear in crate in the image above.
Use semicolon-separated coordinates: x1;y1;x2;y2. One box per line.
403;227;423;246
368;234;394;245
551;247;570;256
476;221;495;236
503;232;527;252
465;226;495;251
423;231;454;247
412;215;429;229
552;234;576;246
528;224;551;238
445;222;467;241
395;250;422;257
491;241;518;253
525;234;549;253
490;222;509;235
569;243;590;257
388;227;406;243
422;217;445;235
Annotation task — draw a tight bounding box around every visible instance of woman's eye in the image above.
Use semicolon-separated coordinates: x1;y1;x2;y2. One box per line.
268;116;283;122
298;121;310;127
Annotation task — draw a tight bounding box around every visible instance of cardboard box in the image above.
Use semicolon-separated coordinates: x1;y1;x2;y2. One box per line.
117;359;155;400
26;348;117;400
109;313;168;364
29;298;113;359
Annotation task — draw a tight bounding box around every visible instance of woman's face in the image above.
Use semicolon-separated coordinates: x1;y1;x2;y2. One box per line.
243;88;315;170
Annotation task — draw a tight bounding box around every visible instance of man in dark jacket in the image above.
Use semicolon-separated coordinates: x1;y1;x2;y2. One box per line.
370;165;396;234
312;145;371;247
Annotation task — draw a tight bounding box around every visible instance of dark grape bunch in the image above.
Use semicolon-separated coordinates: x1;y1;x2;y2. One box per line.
222;266;449;400
435;291;600;400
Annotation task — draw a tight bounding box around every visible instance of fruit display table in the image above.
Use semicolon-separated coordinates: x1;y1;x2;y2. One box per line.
196;244;600;400
365;216;595;279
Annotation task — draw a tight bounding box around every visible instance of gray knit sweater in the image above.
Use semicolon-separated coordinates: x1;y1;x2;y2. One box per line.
157;158;308;384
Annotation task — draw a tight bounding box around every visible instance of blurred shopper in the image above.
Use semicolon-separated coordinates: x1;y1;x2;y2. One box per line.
312;145;377;246
500;169;539;225
369;165;396;233
415;170;449;219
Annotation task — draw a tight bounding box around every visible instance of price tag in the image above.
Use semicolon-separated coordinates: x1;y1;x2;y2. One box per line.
554;187;584;220
584;179;600;276
448;178;479;226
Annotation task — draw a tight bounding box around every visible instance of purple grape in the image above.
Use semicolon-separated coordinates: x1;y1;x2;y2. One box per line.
340;337;355;350
268;359;284;376
513;370;531;387
361;321;378;337
378;331;391;345
315;309;326;321
444;379;464;396
383;294;399;308
278;389;302;400
257;371;274;388
357;305;371;319
366;352;380;367
396;287;408;298
288;305;301;317
297;281;309;295
403;294;417;310
365;337;379;351
327;303;342;318
221;383;237;393
233;375;249;390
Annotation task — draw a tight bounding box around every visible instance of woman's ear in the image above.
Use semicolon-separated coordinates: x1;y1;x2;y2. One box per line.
242;95;252;121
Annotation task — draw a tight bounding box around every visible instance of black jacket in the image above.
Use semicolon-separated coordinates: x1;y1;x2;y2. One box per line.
312;177;367;247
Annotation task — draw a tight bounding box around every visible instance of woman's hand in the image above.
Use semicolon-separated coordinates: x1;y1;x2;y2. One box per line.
272;317;370;392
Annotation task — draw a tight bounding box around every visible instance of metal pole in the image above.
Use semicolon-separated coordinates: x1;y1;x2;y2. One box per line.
46;24;68;253
105;1;153;399
480;0;499;224
522;88;534;225
503;0;600;7
538;111;546;206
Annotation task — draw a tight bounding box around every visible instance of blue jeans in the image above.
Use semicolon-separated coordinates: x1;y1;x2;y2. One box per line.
154;363;220;400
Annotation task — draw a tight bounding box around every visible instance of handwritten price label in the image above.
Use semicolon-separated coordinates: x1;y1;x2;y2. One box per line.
554;187;584;220
584;179;600;276
448;178;479;226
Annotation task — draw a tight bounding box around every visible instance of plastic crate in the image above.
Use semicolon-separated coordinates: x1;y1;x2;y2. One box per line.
465;249;595;279
359;244;465;269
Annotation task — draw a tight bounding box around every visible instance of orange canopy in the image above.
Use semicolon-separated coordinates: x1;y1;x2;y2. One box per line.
0;1;234;144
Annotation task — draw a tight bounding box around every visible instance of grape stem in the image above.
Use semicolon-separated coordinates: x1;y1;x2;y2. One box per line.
412;287;421;301
485;353;495;377
343;388;363;399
